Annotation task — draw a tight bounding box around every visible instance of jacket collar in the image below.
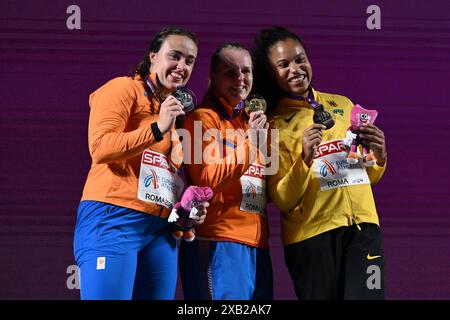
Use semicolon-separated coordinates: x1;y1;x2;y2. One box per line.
209;94;244;120
275;88;319;115
145;73;173;102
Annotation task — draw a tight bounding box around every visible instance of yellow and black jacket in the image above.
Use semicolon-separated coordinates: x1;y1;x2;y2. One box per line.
268;88;386;246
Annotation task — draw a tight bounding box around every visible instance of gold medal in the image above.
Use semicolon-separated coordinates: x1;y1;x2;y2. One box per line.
244;94;267;115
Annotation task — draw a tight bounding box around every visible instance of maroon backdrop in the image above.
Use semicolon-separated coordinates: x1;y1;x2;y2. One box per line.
1;0;449;299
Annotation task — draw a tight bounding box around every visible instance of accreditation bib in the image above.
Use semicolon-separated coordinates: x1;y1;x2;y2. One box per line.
138;150;184;209
240;164;266;215
313;139;370;191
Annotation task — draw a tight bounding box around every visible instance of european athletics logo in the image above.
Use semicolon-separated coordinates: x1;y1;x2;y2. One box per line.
320;159;336;177
144;169;159;189
245;182;257;199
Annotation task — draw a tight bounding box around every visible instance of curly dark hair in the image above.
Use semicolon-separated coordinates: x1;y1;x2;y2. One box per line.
135;26;198;79
252;26;307;113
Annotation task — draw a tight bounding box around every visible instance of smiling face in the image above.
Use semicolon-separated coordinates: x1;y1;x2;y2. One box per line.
360;113;370;124
211;48;253;106
350;104;378;128
149;34;198;92
268;38;312;97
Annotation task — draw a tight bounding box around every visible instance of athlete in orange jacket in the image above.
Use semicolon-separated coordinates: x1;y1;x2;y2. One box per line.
179;43;273;300
182;98;269;248
73;27;207;300
81;73;182;218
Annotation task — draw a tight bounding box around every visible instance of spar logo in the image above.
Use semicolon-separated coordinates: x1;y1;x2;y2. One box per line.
142;150;176;173
144;169;159;189
320;159;336;177
244;164;264;178
245;182;257;199
314;139;348;158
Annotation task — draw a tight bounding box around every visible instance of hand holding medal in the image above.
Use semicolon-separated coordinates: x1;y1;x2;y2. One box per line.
171;87;196;114
244;94;267;115
313;104;335;130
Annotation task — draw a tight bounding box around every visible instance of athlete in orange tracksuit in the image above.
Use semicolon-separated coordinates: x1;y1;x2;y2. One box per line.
179;43;273;300
73;27;208;300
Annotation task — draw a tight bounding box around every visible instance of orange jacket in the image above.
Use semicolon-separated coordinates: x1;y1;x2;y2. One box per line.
181;96;269;248
81;74;182;218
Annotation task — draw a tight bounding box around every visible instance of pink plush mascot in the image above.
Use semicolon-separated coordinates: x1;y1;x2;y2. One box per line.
346;104;378;166
168;186;213;242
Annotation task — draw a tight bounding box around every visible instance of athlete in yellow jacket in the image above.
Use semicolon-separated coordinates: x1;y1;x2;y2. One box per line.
268;89;386;247
252;26;387;299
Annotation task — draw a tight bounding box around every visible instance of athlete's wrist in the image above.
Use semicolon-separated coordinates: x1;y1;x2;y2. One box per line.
151;122;164;142
301;151;313;168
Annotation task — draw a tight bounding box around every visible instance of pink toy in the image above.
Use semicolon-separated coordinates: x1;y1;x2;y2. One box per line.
168;186;213;242
346;104;378;166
